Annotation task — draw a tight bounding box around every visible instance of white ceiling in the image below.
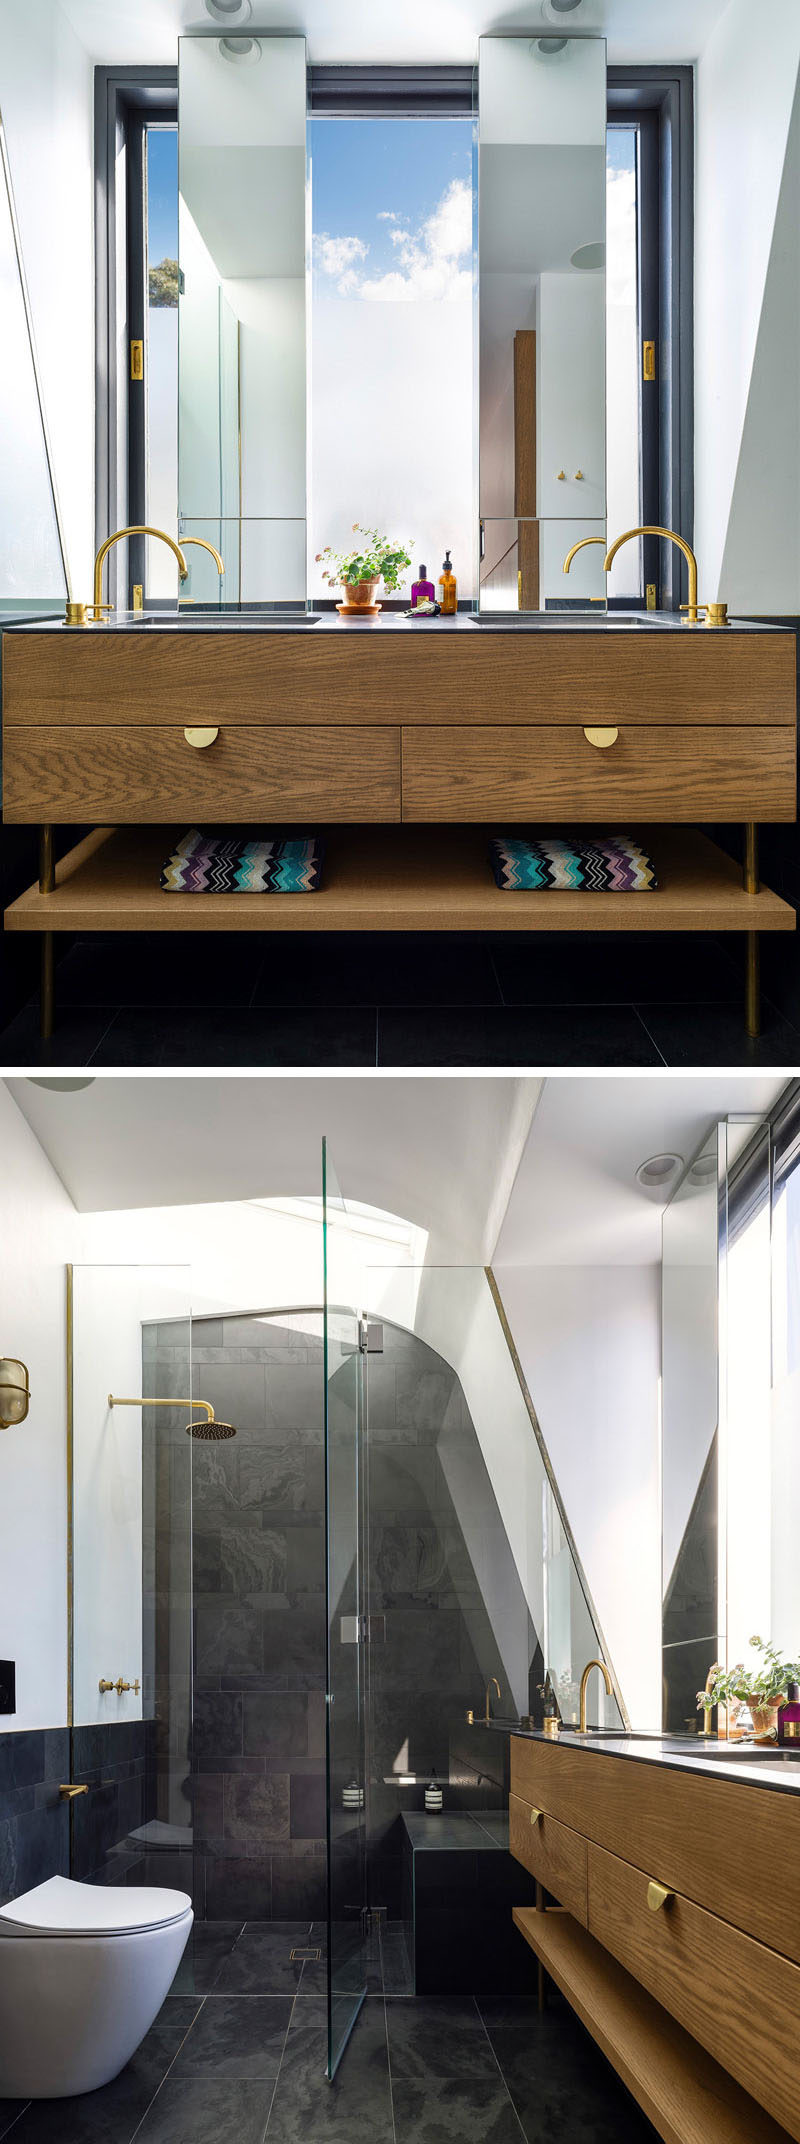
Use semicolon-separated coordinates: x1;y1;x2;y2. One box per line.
8;1068;787;1271
58;0;733;67
495;1072;785;1267
5;1074;540;1265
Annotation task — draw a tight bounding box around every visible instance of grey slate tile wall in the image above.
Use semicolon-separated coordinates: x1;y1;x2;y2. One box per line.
187;1313;328;1922
0;1728;70;1907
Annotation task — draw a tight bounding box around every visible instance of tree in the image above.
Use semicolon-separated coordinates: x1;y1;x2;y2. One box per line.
149;257;179;308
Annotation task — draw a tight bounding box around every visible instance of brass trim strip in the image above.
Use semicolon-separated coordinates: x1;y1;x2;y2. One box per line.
66;1264;74;1732
484;1264;632;1732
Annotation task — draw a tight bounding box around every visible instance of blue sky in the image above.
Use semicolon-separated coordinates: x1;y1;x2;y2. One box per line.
310;116;474;283
147;125;178;266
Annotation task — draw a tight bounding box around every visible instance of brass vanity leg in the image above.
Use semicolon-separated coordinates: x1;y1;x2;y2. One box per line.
39;824;55;1043
743;823;760;1040
535;1879;546;2012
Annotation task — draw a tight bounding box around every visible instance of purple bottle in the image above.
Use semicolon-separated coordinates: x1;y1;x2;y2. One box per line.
778;1681;800;1744
411;563;435;608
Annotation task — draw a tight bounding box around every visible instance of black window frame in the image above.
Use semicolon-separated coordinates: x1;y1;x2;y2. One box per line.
607;67;694;613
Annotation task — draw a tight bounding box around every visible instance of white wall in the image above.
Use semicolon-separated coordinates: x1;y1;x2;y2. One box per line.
491;1262;662;1730
0;0;94;593
694;0;800;608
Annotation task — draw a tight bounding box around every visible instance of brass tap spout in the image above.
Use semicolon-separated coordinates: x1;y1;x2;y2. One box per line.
485;1676;501;1725
576;1658;613;1734
601;526;700;623
180;536;225;578
93;526;189;617
563;536;606;574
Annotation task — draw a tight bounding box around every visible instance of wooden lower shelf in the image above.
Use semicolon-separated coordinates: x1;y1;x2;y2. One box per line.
513;1907;790;2144
4;825;796;935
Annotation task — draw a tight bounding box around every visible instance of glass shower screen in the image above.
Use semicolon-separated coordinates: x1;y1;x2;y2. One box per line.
322;1139;368;2079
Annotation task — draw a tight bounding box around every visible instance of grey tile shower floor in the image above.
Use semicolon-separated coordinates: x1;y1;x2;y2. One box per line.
0;1922;659;2144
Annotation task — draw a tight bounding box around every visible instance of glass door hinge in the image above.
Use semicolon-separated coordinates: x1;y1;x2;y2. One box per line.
358;1318;384;1354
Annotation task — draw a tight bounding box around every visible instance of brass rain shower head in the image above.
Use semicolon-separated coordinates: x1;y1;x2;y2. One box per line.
107;1394;237;1439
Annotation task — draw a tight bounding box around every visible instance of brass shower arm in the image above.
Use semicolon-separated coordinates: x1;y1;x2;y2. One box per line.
180;536;225;577
108;1394;215;1421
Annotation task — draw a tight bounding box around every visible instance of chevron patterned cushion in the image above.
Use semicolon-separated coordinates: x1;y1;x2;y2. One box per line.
161;829;324;892
489;834;658;891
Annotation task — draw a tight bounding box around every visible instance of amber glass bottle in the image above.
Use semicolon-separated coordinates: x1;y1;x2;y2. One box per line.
438;549;457;614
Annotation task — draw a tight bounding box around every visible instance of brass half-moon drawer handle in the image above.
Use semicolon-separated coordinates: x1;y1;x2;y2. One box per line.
647;1880;674;1913
184;726;219;749
529;1806;543;1826
584;725;619;750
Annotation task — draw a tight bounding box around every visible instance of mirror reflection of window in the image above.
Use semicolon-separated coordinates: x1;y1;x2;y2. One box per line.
145;124;179;598
308;112;477;605
606;123;640;601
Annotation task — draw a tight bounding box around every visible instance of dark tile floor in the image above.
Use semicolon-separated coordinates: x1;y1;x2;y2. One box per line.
2;927;800;1066
0;1918;656;2144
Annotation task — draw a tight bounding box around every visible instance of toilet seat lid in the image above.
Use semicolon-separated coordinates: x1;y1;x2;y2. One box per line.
0;1875;193;1936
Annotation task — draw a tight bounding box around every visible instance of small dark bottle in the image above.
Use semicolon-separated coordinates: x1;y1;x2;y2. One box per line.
424;1768;443;1811
778;1681;800;1744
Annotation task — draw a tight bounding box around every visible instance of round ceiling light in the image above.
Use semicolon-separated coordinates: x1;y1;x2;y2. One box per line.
205;0;252;22
218;34;261;63
546;0;585;11
571;241;605;271
635;1153;684;1191
27;1076;95;1092
688;1150;718;1185
530;36;570;59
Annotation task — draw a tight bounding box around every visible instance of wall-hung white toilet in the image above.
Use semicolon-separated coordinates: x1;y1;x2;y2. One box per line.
0;1876;193;2098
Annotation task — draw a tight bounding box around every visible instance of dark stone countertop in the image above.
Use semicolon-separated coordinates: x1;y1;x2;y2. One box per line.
4;610;791;636
505;1726;800;1795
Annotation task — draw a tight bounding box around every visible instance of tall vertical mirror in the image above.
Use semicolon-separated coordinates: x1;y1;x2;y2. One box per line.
478;35;606;612
0;109;69;617
178;35;307;607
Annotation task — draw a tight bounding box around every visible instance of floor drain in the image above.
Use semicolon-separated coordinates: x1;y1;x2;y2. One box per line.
290;1947;322;1962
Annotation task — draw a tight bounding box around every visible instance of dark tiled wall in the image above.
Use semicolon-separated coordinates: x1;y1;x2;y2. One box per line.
71;1720;157;1888
366;1323;539;1916
0;1728;69;1907
185;1313;327;1922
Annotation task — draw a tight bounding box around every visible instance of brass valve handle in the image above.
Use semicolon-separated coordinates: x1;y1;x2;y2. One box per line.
114;1678;131;1697
98;1679;114;1693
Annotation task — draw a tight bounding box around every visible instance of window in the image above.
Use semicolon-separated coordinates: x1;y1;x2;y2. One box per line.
308;78;477;602
143;124;179;596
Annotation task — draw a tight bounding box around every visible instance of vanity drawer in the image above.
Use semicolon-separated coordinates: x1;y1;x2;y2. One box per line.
587;1841;800;2142
509;1792;587;1924
510;1739;800;1965
3;725;401;823
401;725;796;822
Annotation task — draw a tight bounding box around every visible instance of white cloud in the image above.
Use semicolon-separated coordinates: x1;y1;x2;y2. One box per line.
314;232;369;287
318;178;474;304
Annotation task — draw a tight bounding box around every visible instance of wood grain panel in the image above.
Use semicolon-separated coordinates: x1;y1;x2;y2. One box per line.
509;1792;587;1923
514;329;536;517
513;1908;791;2144
402;725;796;822
510;1739;800;1964
5;827;796;933
2;727;400;823
587;1842;800;2142
3;629;794;728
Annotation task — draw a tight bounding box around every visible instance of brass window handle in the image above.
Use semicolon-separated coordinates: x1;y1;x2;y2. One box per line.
529;1806;543;1826
584;726;619;749
646;1880;674;1912
59;1783;88;1800
184;726;219;749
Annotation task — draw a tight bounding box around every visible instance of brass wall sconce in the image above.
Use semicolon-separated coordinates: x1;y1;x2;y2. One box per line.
0;1358;30;1429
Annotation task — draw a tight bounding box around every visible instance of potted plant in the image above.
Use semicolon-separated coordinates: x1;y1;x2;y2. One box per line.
697;1636;799;1742
316;524;412;610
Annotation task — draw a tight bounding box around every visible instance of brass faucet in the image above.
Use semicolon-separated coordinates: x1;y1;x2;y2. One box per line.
576;1658;613;1734
180;536;225;582
485;1676;501;1725
601;526;701;623
563;535;606;575
92;525;189;619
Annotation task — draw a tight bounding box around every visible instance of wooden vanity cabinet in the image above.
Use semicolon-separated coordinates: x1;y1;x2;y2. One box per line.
510;1736;800;2144
1;622;796;1038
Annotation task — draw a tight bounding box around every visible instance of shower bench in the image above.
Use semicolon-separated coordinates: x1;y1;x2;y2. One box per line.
2;613;795;1040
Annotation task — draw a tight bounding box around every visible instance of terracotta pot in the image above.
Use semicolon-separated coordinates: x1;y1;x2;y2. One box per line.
748;1699;785;1742
343;577;380;608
